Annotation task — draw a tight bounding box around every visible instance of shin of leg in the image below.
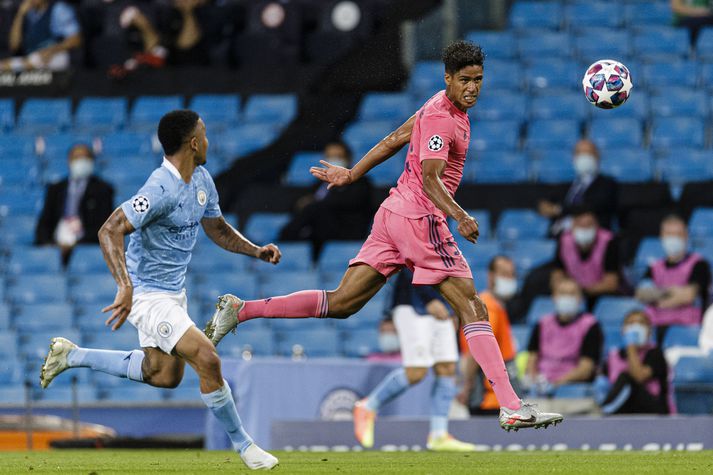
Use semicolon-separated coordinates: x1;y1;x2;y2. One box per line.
405;367;428;385
326;265;386;318
141;348;184;389
175;327;223;393
436;278;487;326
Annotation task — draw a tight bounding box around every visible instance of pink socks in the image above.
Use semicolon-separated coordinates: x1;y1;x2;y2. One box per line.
239;290;328;322
463;322;521;411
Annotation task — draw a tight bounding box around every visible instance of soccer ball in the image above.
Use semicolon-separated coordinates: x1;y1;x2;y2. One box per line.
581;59;633;109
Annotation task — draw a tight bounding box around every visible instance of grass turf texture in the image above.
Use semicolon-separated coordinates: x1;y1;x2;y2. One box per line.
1;450;712;474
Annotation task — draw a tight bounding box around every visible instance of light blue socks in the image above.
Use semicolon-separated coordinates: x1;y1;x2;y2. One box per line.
201;380;253;454
68;348;145;382
430;376;456;436
365;368;411;411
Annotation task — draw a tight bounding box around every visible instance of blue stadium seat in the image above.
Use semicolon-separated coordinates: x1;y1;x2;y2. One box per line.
217;328;276;357
7;247;62;274
697;27;713;61
40;133;95;161
650;89;708;118
599;149;653;183
0;134;35;156
75;97;128;133
510;2;562;30
67;245;107;274
469;120;520;151
0;358;21;384
243;94;297;126
369;154;405;187
18;98;72;133
408;61;443;96
634;237;666;271
196;273;261;303
574;29;630;60
467;151;529;184
554;383;593;399
129;95;184;131
334;299;386;330
529;93;589;121
188;94;240;127
0;189;44;216
82;328;139;350
19;329;80;360
588;117;643;148
0;99;14;130
509;240;556;274
100;132;153;158
633;27;689;61
70;274;117;304
244;212;289;244
526;119;580;150
689;208;713;239
674;357;713;414
510;324;530;353
531;150;577;184
0;304;10;330
38;384;99;403
485;60;523;91
0;215;38;247
0;162;39;187
189;244;250;274
0;385;24;404
100;385;164;402
357;93;412;122
263;242;312;271
474;92;527;122
464;240;502;269
465;31;516;59
657;150;713;184
590;88;648;120
525;60;579;92
663;325;701;349
0;333;18;359
261;272;320;297
217;123;281;158
593;297;643;329
496;209;549;241
517;31;572;60
15;303;73;332
318;241;363;272
650;118;705;150
526;296;555;326
284;151;321;186
342;329;380;357
8;275;68;304
566;3;622;29
343;120;397;151
449;209;491;241
693;238;713;263
674;356;713;382
625;2;674;27
642;62;698;89
275;328;340;357
75;305;112;331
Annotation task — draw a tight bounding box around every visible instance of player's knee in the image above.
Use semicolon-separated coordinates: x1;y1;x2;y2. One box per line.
405;367;428;384
195;347;221;376
326;291;361;319
460;295;489;324
434;362;456;377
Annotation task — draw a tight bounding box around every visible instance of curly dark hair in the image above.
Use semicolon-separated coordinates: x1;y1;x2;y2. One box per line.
157;109;200;155
442;40;485;74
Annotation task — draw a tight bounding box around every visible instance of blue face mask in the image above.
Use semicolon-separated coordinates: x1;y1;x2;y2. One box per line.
623;323;649;347
378;333;400;353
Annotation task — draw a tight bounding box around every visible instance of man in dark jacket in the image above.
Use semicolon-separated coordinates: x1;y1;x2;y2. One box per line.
35;143;114;264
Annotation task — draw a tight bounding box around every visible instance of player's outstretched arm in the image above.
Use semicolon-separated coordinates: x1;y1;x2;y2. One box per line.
201;216;281;264
422;159;479;243
98;208;136;331
310;114;416;189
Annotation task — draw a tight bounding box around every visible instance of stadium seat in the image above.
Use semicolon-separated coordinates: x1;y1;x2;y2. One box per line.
0;133;35;157
18;98;72;133
599;149;653;183
554;383;593;399
318;241;363;272
650;118;705;150
625;2;674;27
0;99;14;130
75;97;128;133
657;150;713;184
129;95;184;131
663;326;701;349
517;31;572;60
697;27;713;61
38;385;99;403
588;118;643;148
0;303;10;330
509;240;556;274
0;215;38;247
651;89;708;119
464;31;516;59
196;273;261;303
674;356;713;382
525;60;580;92
357;92;412;122
15;303;73;332
189;245;250;274
464;240;501;269
510;2;562;30
634;237;666;271
334;298;386;330
496;209;549;241
8;275;68;304
469;121;520;151
100;385;165;402
261;242;312;271
484;60;523;91
642;62;699;90
244;212;290;244
689;208;713;239
284;151;321;186
0;385;24;404
526;296;555;326
529;93;589;122
474;92;527;122
0;333;18;359
217;123;282;158
369;153;405;186
100;132;153;158
593;297;643;329
7;246;62;275
19;329;80;359
243;94;297;126
275;328;340;357
39;133;95;160
342;329;380;357
218;328;276;358
526;119;581;150
70;274;117;304
633;27;689;61
449;209;491;241
188;94;240;127
82;328;139;350
566;3;622;29
574;29;630;61
261;272;320;297
408;61;443;96
509;324;530;353
343;120;397;151
467;151;529;183
0;190;44;216
674;360;713;414
67;246;108;274
75;305;112;331
531;150;577;184
591;88;648;120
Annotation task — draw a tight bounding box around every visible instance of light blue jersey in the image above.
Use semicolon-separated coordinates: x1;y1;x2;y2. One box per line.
121;158;221;293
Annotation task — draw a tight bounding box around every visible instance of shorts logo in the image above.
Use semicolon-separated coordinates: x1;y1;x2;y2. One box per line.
428;135;444;152
197;190;207;206
157;321;173;338
132;195;150;214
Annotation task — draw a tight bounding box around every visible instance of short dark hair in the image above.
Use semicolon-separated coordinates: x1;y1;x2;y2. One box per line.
324;140;352;160
69;143;95;160
661;213;686;228
157;110;200;155
442;40;485;74
488;255;512;273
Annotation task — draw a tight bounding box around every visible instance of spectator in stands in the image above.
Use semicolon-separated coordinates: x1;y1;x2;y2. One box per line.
35;144;114;264
0;0;81;72
107;3;168;78
551;207;621;308
636;214;710;344
457;256;520;415
599;310;670;415
279;141;373;259
538;139;618;234
366;319;401;362
672;0;713;44
526;277;603;393
159;0;214;66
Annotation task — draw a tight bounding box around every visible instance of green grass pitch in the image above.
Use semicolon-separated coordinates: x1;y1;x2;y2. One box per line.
1;450;712;474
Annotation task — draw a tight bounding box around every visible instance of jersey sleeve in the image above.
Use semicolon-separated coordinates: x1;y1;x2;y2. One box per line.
121;183;173;230
418;113;455;163
203;170;222;219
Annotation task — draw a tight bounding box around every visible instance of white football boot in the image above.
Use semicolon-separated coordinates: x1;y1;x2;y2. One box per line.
204;294;244;347
240;443;279;470
499;401;563;431
40;337;77;389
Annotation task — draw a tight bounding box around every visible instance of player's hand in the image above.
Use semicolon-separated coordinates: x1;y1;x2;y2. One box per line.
256;243;281;264
102;285;133;331
310;160;353;190
457;215;479;243
426;299;450;320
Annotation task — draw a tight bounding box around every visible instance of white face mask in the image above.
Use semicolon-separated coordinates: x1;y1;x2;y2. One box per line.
573;153;598;177
378;333;400;353
623;323;649;346
69;157;94;180
326;155;349;169
494;276;517;300
572;226;597;247
661;236;686;259
554;295;580;319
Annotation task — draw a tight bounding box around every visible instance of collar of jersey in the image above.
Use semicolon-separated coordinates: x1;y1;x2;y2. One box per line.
162;157;183;181
440;90;468;118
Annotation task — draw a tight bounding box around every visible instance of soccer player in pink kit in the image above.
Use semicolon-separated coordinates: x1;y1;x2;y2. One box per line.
205;41;563;434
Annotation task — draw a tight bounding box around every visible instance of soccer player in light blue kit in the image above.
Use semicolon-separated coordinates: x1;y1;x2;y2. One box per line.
40;110;281;470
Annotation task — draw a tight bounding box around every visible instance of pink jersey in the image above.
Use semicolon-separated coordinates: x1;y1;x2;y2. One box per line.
381;90;470;219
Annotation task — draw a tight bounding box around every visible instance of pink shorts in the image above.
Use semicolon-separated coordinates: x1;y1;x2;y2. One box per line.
350;207;472;285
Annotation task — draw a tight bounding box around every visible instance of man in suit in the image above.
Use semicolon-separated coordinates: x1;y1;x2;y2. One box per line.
538;139;618;234
35;143;114;264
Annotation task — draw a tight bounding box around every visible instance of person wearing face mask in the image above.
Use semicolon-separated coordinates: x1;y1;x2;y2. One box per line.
526;277;603;390
635;214;711;345
598;311;670;415
35;143;115;264
457;256;520;414
356;269;476;451
538;139;618;235
278;141;373;259
551;208;621;308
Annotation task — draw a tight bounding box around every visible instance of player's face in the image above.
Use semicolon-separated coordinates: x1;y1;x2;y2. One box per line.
191;119;209;165
445;65;483;111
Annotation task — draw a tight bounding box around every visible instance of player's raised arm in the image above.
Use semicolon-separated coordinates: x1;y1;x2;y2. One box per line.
310;114;416;189
98;208;136;330
201;216;281;265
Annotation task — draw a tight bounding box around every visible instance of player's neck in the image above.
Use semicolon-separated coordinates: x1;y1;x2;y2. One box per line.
165;154;196;183
444;90;467;113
